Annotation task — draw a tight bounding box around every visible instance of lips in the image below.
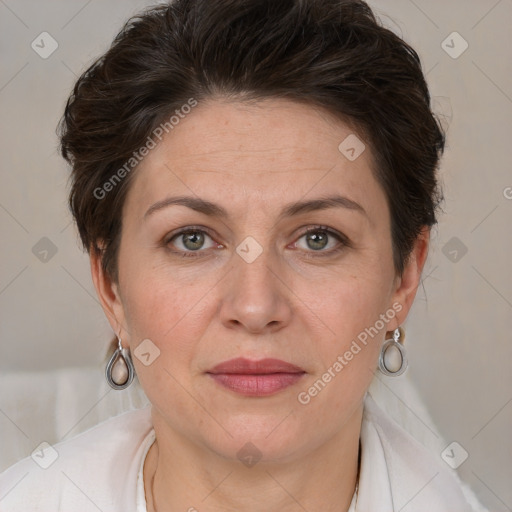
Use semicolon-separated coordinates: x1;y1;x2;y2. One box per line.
206;358;306;396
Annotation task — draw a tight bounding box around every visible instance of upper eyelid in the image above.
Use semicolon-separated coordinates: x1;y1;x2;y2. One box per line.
165;225;216;241
299;226;347;239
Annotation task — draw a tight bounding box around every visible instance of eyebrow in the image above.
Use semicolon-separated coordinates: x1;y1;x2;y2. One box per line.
144;194;367;220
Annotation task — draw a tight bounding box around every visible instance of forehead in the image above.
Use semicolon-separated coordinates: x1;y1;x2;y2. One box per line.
124;98;387;225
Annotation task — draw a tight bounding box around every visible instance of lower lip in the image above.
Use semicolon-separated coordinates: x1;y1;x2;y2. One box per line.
207;372;305;396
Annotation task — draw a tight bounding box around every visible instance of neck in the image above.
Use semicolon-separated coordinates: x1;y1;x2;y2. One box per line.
144;404;363;512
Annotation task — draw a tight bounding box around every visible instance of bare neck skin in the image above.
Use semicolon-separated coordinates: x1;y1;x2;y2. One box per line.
143;402;362;512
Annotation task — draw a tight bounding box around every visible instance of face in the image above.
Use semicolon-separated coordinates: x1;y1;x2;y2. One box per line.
92;97;427;463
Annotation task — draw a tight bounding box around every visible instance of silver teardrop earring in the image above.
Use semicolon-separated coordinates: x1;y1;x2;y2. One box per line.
105;335;135;390
378;326;408;377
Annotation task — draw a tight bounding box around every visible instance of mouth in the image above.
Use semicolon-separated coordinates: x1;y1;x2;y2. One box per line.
206;357;306;397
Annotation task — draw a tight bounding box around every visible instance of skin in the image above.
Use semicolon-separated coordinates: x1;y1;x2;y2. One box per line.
91;97;429;512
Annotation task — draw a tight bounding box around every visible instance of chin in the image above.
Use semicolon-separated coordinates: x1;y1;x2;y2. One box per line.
199;415;310;465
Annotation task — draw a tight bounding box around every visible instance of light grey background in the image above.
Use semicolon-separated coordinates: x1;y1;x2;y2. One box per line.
0;0;511;510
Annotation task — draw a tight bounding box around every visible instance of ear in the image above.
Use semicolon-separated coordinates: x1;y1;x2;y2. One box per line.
89;245;129;340
389;226;430;327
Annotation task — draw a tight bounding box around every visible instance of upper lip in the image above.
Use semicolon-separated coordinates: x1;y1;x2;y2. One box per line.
207;357;305;375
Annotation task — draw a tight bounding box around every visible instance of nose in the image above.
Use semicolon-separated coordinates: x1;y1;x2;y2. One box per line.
218;244;293;334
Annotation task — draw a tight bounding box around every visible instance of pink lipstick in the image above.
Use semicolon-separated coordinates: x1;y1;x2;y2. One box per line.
206;357;306;396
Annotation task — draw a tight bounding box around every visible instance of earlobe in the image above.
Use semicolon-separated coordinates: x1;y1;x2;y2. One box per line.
89;246;127;337
390;227;430;325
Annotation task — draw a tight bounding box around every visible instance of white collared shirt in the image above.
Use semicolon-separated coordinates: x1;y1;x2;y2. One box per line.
0;393;480;511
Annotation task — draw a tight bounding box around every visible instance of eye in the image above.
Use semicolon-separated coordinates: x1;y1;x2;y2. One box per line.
294;226;349;256
165;227;219;256
164;225;348;258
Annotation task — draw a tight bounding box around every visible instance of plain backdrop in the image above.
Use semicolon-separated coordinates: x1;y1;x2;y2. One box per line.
0;0;511;510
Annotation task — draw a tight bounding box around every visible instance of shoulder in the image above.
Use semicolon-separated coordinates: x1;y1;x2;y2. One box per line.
362;393;478;512
0;405;153;512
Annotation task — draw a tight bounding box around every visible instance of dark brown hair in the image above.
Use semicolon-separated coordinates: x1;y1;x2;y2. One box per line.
59;0;445;282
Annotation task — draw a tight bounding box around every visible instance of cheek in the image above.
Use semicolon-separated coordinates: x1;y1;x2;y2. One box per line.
119;272;208;413
298;264;395;384
293;275;391;420
118;252;221;372
122;274;200;347
296;258;394;337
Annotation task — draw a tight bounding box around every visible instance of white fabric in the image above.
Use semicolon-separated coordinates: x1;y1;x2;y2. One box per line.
0;392;482;511
0;366;151;474
135;429;155;512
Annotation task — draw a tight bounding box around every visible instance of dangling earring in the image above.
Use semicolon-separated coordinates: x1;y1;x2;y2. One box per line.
105;335;135;390
378;326;408;376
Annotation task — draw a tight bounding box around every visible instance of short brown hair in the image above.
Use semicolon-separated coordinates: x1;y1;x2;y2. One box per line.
59;0;445;282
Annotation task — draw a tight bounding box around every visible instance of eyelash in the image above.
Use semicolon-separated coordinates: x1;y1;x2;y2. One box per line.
163;225;350;259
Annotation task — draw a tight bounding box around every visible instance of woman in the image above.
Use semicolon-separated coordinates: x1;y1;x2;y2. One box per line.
0;0;483;510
